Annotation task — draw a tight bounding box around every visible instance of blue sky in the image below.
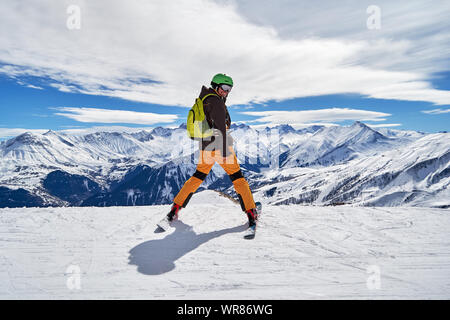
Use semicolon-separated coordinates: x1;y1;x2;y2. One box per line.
1;71;448;137
0;1;449;139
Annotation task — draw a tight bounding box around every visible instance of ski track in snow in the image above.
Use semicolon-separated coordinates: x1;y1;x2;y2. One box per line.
0;191;449;299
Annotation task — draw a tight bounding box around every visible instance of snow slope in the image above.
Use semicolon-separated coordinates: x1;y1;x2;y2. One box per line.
1;190;449;299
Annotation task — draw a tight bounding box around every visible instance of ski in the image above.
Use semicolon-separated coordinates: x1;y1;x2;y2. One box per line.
243;225;256;239
156;216;171;232
243;201;262;240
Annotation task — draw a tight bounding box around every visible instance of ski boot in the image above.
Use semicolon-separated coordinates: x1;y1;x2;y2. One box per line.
243;206;259;239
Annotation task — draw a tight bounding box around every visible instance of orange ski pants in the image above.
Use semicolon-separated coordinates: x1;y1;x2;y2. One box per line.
173;147;256;211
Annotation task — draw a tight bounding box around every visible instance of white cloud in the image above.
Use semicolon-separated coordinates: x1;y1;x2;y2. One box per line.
57;126;155;136
421;108;450;115
0;128;48;140
240;108;391;126
25;84;44;90
250;122;339;130
0;0;448;107
16;79;44;90
53;107;178;125
235;0;450;74
0;126;163;139
366;123;402;128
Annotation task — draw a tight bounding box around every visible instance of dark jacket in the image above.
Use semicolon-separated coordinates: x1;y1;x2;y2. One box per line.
199;86;231;157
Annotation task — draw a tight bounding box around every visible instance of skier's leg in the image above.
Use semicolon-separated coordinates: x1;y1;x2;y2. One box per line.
218;147;256;212
173;150;215;208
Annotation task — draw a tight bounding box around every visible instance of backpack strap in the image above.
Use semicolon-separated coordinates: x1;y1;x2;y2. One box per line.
201;93;219;102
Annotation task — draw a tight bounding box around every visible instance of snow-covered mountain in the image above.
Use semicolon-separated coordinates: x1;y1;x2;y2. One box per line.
218;122;449;208
0;122;448;208
252;132;450;207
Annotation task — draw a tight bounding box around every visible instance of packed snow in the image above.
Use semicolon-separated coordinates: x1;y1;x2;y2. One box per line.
1;190;449;299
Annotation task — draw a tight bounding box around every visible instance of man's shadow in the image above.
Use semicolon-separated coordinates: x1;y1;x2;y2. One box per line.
128;220;247;275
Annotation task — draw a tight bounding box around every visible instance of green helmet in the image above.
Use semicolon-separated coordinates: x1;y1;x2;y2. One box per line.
211;73;233;87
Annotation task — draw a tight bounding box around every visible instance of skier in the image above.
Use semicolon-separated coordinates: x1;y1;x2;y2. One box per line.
159;73;259;236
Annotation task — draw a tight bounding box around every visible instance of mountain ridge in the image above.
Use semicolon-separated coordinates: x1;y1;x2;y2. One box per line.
0;122;448;208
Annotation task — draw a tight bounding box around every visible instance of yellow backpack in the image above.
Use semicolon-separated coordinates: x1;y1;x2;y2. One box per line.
186;93;218;140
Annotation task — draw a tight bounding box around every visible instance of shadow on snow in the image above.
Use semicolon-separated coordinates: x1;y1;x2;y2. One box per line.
128;220;247;275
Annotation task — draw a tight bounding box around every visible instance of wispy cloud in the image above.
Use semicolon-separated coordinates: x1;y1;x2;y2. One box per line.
16;79;44;90
237;0;450;74
57;126;155;136
240;108;390;126
366;123;402;128
422;108;450;115
25;84;44;90
0;128;48;139
0;0;449;107
53;107;178;125
0;126;159;139
250;122;339;130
